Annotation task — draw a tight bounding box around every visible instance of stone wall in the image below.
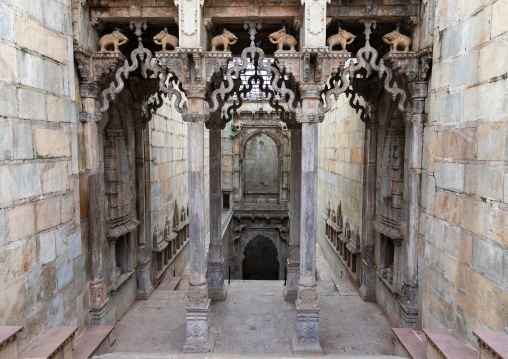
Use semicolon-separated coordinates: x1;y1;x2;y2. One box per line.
317;95;365;282
0;0;83;346
420;0;508;344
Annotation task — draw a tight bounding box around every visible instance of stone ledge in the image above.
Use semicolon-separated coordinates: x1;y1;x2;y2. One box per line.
0;326;23;349
74;326;114;359
392;328;427;359
18;326;78;359
473;330;508;359
423;328;477;359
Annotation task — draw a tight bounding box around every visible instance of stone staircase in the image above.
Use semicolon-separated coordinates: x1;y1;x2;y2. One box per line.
0;325;113;359
393;328;508;359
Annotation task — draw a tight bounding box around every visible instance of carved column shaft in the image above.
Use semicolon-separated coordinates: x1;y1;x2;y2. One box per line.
292;85;323;354
134;105;154;300
285;125;301;301
207;125;227;300
80;82;108;323
359;121;378;302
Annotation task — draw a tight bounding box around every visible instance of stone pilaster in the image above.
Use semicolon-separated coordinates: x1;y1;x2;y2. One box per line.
182;81;214;352
284;124;301;301
399;81;428;328
80;82;109;325
359;121;378;302
207;123;227;300
293;85;323;354
134;106;154;300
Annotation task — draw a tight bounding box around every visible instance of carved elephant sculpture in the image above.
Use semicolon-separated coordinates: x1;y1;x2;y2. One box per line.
211;28;238;51
327;27;356;51
268;26;297;52
99;30;128;53
382;27;411;52
153;28;178;52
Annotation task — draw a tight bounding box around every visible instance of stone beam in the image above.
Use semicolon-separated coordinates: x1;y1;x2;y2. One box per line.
203;5;300;20
90;6;178;25
326;4;419;21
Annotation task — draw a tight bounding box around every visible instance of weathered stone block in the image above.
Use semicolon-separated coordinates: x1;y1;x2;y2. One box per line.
36;196;61;232
18;89;46;121
0;122;12;161
57;261;73;289
47;95;70;122
504;173;508;203
12;123;34;160
477;122;506;161
0;279;26;324
15;14;68;65
465;164;503;201
7;202;35;242
442;24;463;60
39;229;56;264
0;42;17;82
17;50;44;89
41;161;70;194
436;127;477;160
435;191;490;237
473;236;504;286
35;128;71;158
0;83;17;118
0;163;42;203
435;92;462;124
492;0;508;38
479;38;508;82
449;50;479;88
67;230;81;260
434;161;464;192
43;60;66;96
463;79;508;123
491;207;508;247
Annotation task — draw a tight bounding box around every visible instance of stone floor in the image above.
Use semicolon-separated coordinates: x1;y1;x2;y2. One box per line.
106;244;396;357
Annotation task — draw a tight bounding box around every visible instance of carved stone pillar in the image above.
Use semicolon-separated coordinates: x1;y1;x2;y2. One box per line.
206;122;227;300
284;123;301;301
80;82;109;325
292;85;323;354
399;81;428;328
182;82;214;353
134;115;154;300
359;120;378;302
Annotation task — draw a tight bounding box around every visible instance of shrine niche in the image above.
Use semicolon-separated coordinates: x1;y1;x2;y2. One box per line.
104;105;138;291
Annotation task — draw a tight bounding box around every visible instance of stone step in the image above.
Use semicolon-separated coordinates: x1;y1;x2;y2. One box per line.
392;328;427;359
0;326;24;359
423;328;478;359
96;354;407;359
158;276;182;290
473;330;508;359
73;326;114;359
18;326;78;359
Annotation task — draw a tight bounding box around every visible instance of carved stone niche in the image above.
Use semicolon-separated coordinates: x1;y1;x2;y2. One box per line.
104;106;138;292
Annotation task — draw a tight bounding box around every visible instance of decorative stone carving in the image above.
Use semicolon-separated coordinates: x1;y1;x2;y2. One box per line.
327;27;355;51
269;26;297;52
383;27;411;53
210;28;238;51
187;282;208;307
278;121;288;131
153;28;178;52
99;30;128;53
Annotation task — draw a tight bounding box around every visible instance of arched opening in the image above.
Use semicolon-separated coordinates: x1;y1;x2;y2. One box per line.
242;132;280;203
242;235;279;280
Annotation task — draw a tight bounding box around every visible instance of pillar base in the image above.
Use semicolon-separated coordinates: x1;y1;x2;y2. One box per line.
136;246;154;300
183;300;214;353
398;282;419;328
292;307;322;354
291;334;323;354
88;279;109;325
284;262;299;301
209;282;228;301
359;262;376;302
207;261;227;300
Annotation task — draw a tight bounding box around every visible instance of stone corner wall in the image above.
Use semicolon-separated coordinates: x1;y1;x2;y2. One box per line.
421;0;508;345
0;0;84;346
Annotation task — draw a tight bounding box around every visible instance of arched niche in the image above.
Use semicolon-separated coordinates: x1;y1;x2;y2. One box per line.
242;235;279;280
240;130;281;204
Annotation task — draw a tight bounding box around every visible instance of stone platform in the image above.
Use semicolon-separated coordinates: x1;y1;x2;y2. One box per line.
107;245;395;356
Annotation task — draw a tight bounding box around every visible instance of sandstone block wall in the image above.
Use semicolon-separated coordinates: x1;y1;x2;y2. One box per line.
0;0;83;346
421;0;508;344
317;95;365;279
